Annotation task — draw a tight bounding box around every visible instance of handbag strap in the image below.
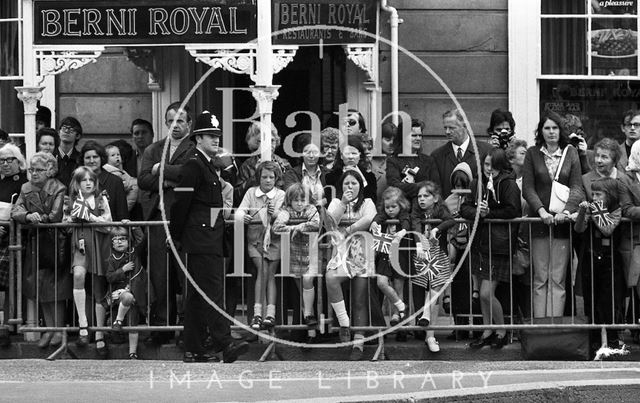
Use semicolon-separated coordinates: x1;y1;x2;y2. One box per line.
553;146;569;181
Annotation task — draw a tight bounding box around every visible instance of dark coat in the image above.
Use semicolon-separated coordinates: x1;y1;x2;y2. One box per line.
386;153;435;199
54;148;81;189
522;144;582;238
138;137;196;220
97;170;129;221
11;178;71;302
430;140;492;198
460;170;521;256
169;150;225;255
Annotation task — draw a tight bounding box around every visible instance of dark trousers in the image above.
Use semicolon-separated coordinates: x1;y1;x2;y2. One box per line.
185;253;232;355
148;213;184;326
582;252;625;341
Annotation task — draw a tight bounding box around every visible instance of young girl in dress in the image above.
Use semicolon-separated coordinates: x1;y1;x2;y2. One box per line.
273;183;320;340
369;186;409;326
67;166;112;357
236;160;285;331
460;149;521;350
411;181;456;352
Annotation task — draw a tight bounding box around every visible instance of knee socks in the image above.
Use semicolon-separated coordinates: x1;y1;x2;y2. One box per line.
303;287;315;317
73;289;88;329
331;300;350;327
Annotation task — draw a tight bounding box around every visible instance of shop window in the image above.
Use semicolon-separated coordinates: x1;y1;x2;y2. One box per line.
0;0;23;134
540;80;640;144
541;0;639;77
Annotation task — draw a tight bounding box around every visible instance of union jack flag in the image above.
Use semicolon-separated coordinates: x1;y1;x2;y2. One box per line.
371;231;395;255
412;240;449;289
590;200;614;228
71;195;91;221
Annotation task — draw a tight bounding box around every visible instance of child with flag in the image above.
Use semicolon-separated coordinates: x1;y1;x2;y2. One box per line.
574;177;625;349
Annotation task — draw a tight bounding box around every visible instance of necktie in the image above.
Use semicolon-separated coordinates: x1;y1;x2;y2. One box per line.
456;147;463;162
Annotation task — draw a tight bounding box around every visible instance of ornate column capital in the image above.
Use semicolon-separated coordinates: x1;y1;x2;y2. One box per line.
15;86;44;114
344;45;375;82
250;85;281;114
125;48;161;91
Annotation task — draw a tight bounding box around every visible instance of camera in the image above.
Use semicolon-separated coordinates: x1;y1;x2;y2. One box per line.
402;166;419;182
491;129;513;149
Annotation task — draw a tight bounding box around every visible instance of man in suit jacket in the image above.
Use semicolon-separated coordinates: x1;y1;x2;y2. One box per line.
54;116;83;188
617;109;640;172
430;109;492;198
170;111;249;363
138;102;196;343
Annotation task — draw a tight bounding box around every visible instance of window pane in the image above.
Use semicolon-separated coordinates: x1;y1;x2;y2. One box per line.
0;22;20;76
540;80;640;145
592;1;637;14
542;0;586;14
591;19;637;75
542;19;587;75
0;80;24;134
0;0;19;19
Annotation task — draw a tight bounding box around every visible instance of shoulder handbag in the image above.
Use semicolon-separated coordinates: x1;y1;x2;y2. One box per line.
548;147;570;214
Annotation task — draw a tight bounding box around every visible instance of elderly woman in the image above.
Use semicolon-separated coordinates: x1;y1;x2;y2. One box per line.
320;127;341;172
12;152;70;348
236;122;291;201
0;144;28;294
522;113;582;318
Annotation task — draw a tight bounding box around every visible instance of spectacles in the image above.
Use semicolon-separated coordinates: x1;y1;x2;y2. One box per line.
0;157;17;164
112;236;127;242
346;119;358;127
60;125;78;134
625;122;640;129
28;168;47;174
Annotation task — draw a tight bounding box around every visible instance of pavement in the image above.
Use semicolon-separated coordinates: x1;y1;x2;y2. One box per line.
0;359;639;402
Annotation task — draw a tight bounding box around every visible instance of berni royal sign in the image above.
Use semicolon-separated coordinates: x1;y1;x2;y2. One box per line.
33;0;257;45
33;0;376;46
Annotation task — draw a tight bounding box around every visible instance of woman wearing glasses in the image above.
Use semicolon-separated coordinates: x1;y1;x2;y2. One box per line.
12;152;70;348
0;144;28;302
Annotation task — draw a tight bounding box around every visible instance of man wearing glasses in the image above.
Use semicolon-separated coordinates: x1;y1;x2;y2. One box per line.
617;109;640;171
55;116;83;187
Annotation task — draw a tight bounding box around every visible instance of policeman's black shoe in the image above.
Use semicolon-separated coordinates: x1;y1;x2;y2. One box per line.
183;352;219;363
222;341;249;363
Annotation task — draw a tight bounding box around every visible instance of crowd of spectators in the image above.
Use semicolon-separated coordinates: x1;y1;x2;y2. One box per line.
1;104;640;361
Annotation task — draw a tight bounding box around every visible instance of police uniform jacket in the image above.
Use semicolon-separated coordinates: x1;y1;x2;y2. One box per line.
169;149;224;255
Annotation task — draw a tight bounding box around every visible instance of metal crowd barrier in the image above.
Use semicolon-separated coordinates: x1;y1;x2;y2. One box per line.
3;216;639;361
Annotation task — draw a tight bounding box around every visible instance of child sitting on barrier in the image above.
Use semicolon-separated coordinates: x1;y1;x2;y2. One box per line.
273;183;320;342
236;160;285;331
574;177;624;349
369;186;409;327
106;226;146;359
411;181;456;353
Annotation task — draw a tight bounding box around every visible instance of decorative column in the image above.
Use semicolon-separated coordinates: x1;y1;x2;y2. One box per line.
251;85;281;162
15;86;44;160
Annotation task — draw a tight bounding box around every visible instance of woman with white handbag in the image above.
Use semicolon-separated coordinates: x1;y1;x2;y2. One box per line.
522;113;582;318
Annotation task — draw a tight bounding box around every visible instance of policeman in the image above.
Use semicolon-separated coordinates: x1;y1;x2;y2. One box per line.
170;111;248;363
